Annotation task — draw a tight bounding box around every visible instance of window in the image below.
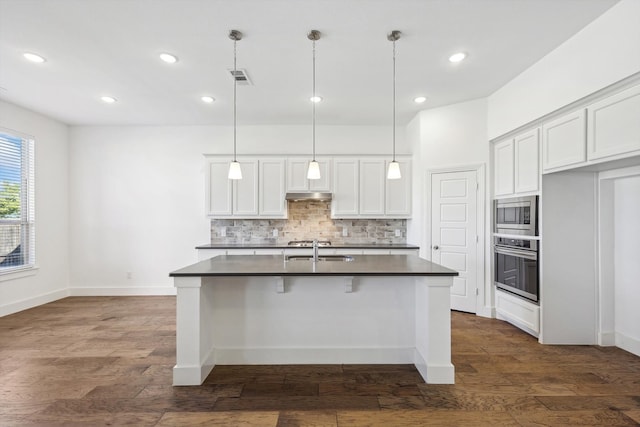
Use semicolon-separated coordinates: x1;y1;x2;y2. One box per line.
0;130;35;273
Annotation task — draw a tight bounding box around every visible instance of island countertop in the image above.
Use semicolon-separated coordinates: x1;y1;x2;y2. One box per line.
170;254;457;277
195;243;419;250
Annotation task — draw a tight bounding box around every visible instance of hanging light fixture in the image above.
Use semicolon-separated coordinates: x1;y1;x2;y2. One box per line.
228;30;243;180
307;30;321;180
387;30;402;180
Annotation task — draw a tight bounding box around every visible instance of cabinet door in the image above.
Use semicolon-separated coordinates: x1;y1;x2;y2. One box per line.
587;84;640;161
542;110;586;172
332;158;359;217
494;139;514;196
385;158;411;217
233;160;259;216
260;159;286;217
514;128;539;194
206;158;232;216
359;159;385;216
286;157;331;192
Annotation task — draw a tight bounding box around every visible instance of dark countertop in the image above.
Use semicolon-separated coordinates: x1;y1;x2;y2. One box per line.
170;254;457;277
196;243;420;250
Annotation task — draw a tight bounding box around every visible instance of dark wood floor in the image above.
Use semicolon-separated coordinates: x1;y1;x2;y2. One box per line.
0;296;639;426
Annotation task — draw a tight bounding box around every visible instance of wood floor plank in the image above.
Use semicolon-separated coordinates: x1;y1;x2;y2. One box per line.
1;296;640;426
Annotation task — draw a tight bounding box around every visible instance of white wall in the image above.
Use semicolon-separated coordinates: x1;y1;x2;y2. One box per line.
0;101;69;316
614;175;640;355
406;98;491;316
68;125;405;294
488;0;640;139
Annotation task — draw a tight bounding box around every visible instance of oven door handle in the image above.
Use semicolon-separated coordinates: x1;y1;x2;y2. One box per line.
494;245;537;260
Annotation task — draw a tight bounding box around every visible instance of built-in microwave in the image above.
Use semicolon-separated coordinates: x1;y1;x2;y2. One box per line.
494;195;538;236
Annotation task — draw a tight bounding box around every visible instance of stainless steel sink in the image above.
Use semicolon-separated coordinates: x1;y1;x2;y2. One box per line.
285;255;354;262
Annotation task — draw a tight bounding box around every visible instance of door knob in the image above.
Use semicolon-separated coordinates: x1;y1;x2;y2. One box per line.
433;245;439;250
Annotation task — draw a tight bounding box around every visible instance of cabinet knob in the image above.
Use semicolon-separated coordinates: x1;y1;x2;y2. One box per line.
433;245;439;250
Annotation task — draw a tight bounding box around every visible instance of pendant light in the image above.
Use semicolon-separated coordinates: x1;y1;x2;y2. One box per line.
228;30;243;180
307;30;321;180
387;30;402;180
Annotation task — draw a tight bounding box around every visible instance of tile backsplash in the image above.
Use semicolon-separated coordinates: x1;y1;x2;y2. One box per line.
210;200;406;244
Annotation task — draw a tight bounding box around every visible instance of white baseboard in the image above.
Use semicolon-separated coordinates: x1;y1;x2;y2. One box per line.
476;305;496;319
0;288;69;317
615;331;640;357
68;287;176;296
213;347;415;365
599;331;616;346
413;349;455;384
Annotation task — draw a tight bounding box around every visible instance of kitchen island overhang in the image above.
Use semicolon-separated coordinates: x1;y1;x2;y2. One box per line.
169;254;458;386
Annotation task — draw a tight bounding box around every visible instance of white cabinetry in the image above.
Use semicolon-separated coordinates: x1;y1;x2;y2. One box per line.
494;129;539;197
359;159;385;216
542;110;586;173
206;156;286;218
587;84;640;161
332;158;359;217
332;156;412;218
286;157;331;192
494;139;514;196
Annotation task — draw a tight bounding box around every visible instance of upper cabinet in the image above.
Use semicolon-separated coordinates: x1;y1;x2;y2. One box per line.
542;110;586;173
286;156;332;192
494;128;539;197
332;156;411;218
587;84;640;161
206;156;286;218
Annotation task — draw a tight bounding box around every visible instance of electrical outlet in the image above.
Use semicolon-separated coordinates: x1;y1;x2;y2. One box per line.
342;228;348;237
220;227;226;237
272;229;278;237
126;272;132;279
395;229;401;237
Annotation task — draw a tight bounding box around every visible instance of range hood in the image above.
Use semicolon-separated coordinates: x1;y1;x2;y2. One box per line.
285;192;332;201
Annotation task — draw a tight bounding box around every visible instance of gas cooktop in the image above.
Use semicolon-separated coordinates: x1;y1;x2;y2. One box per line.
287;240;332;247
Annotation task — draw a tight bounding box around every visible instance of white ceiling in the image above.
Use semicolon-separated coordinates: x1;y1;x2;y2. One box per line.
0;0;619;126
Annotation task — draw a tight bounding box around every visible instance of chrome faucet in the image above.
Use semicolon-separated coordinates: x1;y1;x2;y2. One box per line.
312;239;319;262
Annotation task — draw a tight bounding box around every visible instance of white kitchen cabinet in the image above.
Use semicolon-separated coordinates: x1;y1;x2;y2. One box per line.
494;129;539;197
542;109;586;173
332;158;359;217
587;84;640;161
286;157;331;192
259;158;287;217
233;159;259;216
494;139;514;196
385;159;412;216
206;156;285;218
359;158;386;216
514;128;539;194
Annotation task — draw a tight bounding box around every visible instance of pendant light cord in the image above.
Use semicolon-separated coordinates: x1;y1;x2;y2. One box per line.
312;38;316;162
392;38;396;162
233;38;237;162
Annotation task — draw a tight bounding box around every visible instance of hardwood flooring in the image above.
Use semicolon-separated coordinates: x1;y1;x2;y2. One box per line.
0;296;639;426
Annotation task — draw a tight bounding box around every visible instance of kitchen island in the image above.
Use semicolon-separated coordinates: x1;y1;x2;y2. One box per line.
169;254;458;386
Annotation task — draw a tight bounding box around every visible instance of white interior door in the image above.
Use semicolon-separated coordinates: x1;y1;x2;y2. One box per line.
431;170;478;313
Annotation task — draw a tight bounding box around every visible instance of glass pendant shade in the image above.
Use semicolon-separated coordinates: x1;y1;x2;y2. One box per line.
228;160;242;180
387;160;401;179
307;160;321;180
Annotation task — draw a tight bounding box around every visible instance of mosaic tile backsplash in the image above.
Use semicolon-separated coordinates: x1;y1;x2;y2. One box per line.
210;200;406;244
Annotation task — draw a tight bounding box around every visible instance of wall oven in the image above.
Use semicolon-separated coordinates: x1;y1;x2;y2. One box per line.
494;237;539;302
494;196;538;236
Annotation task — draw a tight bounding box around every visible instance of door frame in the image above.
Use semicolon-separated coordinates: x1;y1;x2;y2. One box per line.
424;164;490;317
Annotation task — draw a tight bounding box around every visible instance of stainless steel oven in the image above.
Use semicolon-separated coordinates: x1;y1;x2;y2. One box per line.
494;196;538;236
494;237;539;303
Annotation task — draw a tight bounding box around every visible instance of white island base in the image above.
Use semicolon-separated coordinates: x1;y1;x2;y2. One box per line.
172;275;454;385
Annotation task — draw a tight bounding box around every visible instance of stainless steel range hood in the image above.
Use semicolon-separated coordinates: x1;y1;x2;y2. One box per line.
285;192;332;201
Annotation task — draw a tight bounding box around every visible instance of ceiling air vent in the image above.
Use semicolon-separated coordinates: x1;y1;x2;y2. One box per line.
228;68;252;86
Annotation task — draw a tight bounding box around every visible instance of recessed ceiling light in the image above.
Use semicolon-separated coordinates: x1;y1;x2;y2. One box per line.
310;96;323;103
414;96;427;104
23;52;46;63
448;52;467;63
101;96;117;103
159;53;178;64
201;96;215;103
